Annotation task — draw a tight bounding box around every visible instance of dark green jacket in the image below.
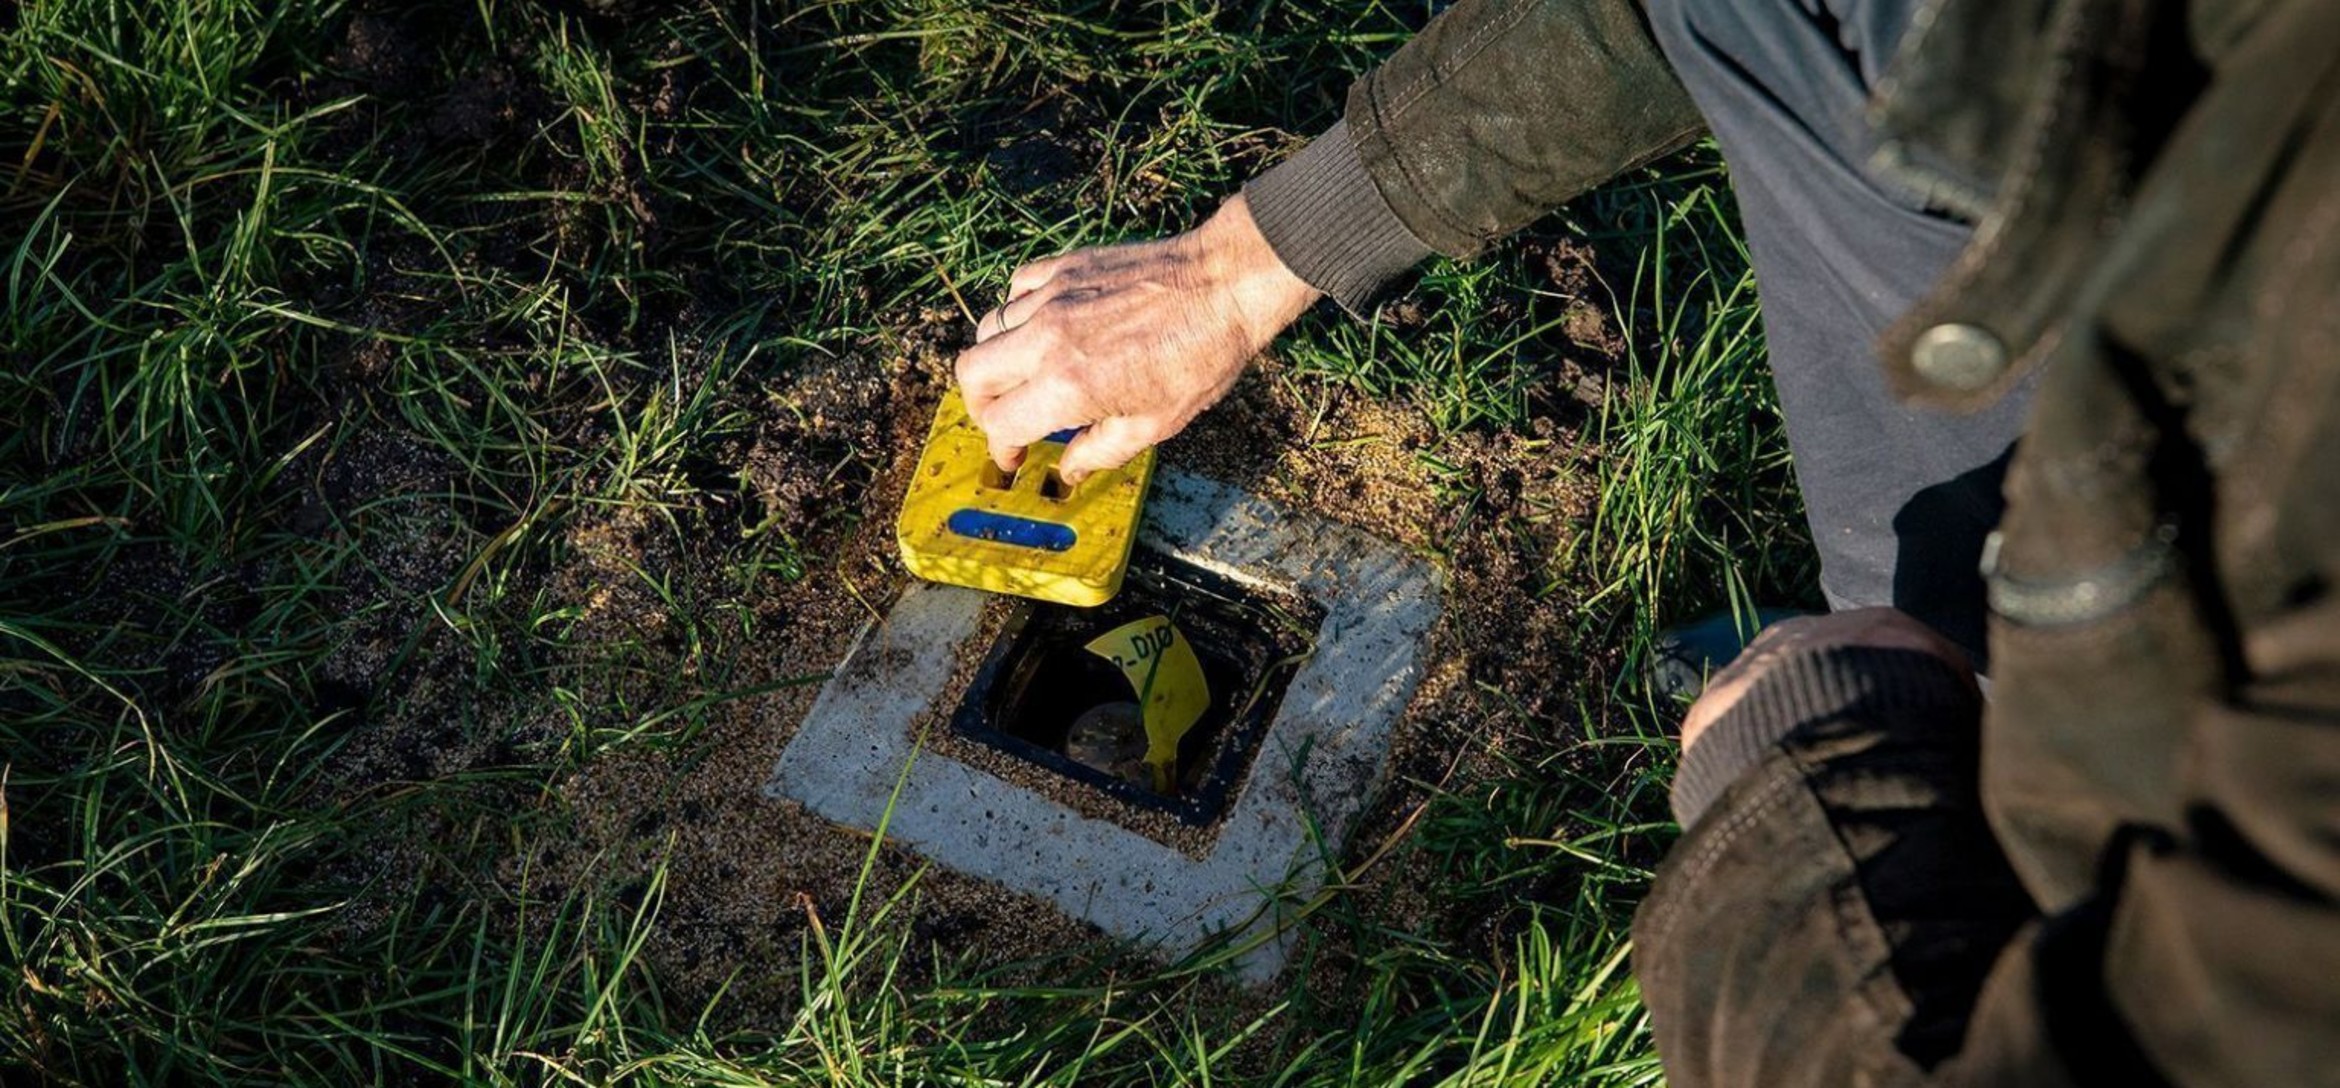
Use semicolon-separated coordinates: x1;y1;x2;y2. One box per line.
1245;0;2340;1083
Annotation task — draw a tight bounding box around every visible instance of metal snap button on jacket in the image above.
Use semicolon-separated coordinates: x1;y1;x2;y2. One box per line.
1910;323;2009;392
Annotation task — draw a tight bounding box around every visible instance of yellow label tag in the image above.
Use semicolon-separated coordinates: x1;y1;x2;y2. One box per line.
1084;615;1211;793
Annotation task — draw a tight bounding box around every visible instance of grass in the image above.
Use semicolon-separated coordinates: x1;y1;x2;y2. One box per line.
0;0;1813;1083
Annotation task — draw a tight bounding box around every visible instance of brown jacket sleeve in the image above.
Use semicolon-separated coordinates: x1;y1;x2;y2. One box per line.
1245;0;1705;311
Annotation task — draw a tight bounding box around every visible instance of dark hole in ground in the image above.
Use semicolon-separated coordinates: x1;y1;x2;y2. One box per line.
950;550;1324;828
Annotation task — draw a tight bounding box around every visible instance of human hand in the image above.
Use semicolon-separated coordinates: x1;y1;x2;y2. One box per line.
954;193;1321;483
1680;608;1977;752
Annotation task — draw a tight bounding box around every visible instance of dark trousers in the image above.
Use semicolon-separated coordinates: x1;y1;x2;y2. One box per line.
1641;0;2036;661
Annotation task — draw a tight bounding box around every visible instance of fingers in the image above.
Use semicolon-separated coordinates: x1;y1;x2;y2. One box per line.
955;325;1046;415
973;376;1095;469
1008;254;1068;300
1054;416;1156;483
1760;608;1960;663
1684;607;1977;749
971;286;1053;345
956;286;1071;471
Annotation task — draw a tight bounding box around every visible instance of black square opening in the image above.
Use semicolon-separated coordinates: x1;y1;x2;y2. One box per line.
950;550;1325;827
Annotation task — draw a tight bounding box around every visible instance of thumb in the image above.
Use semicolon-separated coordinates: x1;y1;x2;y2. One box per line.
1054;416;1157;484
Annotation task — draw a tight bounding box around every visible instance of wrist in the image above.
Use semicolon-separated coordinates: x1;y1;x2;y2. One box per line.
1239;119;1434;316
1202;194;1321;342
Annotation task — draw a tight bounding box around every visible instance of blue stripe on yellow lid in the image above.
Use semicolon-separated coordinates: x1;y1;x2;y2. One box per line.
945;509;1078;552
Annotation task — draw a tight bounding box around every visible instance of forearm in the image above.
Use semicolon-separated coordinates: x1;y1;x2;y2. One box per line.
1246;0;1706;312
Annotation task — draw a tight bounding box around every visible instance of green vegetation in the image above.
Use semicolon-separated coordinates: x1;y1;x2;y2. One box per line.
0;0;1812;1083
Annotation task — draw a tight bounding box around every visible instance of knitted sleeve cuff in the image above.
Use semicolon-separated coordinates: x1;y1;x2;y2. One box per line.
1242;119;1435;317
1671;646;1982;828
